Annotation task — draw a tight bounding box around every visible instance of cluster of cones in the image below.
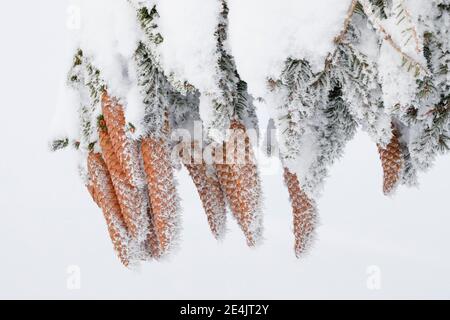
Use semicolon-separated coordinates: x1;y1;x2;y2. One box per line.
87;92;267;266
86;92;404;266
87;93;179;266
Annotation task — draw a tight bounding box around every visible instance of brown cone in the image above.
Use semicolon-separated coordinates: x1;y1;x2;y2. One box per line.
98;122;147;240
102;93;141;186
283;168;316;258
377;127;404;195
87;152;132;266
182;142;227;239
141;136;179;255
214;120;262;246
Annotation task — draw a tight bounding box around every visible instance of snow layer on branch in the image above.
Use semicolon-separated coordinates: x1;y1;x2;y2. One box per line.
155;0;221;94
378;42;418;112
73;0;141;100
227;0;352;99
57;0;161;141
369;0;431;110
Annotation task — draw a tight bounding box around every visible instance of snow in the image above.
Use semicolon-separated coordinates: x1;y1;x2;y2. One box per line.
360;0;429;110
125;84;147;138
156;0;221;95
228;0;352;99
75;0;141;100
285;131;320;192
378;42;418;112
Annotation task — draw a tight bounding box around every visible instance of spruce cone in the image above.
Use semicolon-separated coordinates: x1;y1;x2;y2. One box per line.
141;136;180;255
283;168;317;258
215;120;262;246
97;92;172;260
182;142;227;239
378;127;404;195
87;152;133;266
98;122;148;241
102;93;142;186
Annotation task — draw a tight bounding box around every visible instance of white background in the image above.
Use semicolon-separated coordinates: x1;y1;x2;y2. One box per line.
0;0;449;299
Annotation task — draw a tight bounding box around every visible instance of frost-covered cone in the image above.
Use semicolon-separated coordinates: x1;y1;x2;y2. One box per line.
101;93;144;187
215;120;263;246
283;168;317;258
98;114;149;243
377;126;404;195
141;135;180;255
87;152;134;266
182;142;227;240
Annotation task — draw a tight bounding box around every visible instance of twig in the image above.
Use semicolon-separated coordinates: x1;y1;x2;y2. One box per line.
359;0;429;75
396;0;422;53
334;0;359;45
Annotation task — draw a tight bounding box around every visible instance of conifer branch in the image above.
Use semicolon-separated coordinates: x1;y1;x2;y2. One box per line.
395;0;422;53
359;0;429;76
334;0;359;45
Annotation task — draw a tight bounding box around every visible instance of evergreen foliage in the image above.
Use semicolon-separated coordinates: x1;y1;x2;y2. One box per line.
52;0;450;262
